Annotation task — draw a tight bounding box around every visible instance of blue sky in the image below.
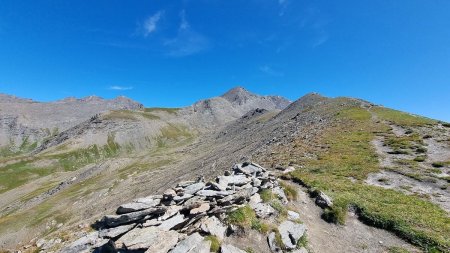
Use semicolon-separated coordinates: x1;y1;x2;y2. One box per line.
1;1;449;121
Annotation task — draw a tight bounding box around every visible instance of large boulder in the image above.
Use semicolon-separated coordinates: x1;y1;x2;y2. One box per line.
278;221;307;249
217;175;251;187
60;232;107;253
115;226;179;252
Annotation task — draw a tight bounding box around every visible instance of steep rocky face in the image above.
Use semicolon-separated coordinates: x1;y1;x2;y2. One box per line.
180;87;291;127
0;94;143;150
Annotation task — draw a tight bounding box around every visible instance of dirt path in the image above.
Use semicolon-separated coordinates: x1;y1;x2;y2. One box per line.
283;181;421;253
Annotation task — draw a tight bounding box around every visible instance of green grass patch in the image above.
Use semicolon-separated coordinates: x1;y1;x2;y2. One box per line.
144;107;180;114
388;246;410;253
205;235;220;252
279;181;298;201
414;156;426;162
290;106;450;252
227;205;256;227
372;107;437;126
260;189;275;202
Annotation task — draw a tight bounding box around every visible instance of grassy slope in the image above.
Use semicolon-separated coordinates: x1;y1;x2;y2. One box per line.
290;106;450;252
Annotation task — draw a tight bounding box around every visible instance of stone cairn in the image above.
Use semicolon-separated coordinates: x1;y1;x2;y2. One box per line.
60;162;308;253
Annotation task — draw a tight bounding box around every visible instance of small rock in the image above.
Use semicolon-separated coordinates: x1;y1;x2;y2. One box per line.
159;213;187;231
115;226;179;251
184;182;206;195
142;219;163;227
174;193;194;203
190;203;211;215
267;232;282;253
177;181;196;188
278;220;307;249
252;203;275;218
221;244;247;253
164;189;177;200
249;193;262;208
283;166;296;174
315;192;333;208
116;202;157;214
272;187;289;204
171;232;210;253
287;210;300;221
102;207;166;228
99;223;135;239
200;216;227;240
196;190;232;198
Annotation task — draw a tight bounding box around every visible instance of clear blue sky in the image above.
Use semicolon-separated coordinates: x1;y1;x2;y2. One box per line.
1;1;449;121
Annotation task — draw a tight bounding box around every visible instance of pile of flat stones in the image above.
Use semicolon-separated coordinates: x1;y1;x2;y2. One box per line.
59;162;307;253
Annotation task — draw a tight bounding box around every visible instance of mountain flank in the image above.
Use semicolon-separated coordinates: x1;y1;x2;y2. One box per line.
0;88;449;253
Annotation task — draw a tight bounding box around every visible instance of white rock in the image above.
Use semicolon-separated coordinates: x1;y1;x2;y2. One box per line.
278;221;307;249
220;244;247;253
200;216;227;240
159;213;187;231
116;226;179;251
287;210;300;221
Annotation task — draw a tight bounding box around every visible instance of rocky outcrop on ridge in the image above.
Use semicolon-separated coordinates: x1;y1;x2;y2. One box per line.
51;162;308;253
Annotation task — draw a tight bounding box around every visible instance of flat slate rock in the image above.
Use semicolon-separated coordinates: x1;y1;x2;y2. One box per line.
220;244;247;253
200;216;227;240
116;202;158;214
99;223;135;239
116;226;179;251
184;182;206;195
278;220;307;249
102;207;166;228
171;232;211;253
196;190;232;198
217;175;251;187
267;232;282;253
159;213;187;231
252;203;275;218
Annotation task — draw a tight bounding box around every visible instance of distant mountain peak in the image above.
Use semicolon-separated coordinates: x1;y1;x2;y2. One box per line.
221;87;257;104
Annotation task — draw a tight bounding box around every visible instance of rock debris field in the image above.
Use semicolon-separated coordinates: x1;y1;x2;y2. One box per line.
53;162;312;253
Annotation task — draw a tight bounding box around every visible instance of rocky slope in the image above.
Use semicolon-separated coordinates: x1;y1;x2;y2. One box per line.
0;88;449;253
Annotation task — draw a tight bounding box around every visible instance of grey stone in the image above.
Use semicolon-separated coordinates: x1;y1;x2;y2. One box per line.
217;175;251;186
184;182;206;195
220;244;247;253
174;193;194;203
190;203;211;215
287;210;300;221
252;203;275;218
218;188;252;206
267;232;282;253
283;166;296;174
134;195;163;204
171;232;210;253
142;219;162;227
252;178;262;187
315;192;333;208
160;205;183;220
102;207;166;227
116;226;179;251
200;216;227;240
177;181;196;188
248;193;262;208
164;188;177;200
116;202;158;214
207;181;227;191
273;187;289;204
183;196;207;210
158;213;187;231
60;231;107;253
99;223;135;238
278;220;307;249
196;190;232;198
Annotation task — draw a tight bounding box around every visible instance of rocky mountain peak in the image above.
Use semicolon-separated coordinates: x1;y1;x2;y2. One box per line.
221;86;256;105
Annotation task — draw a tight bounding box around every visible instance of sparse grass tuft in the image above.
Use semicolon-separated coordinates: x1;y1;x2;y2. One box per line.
260;189;275;202
144;107;180;114
228;205;256;227
205;235;220;253
279;181;298;201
